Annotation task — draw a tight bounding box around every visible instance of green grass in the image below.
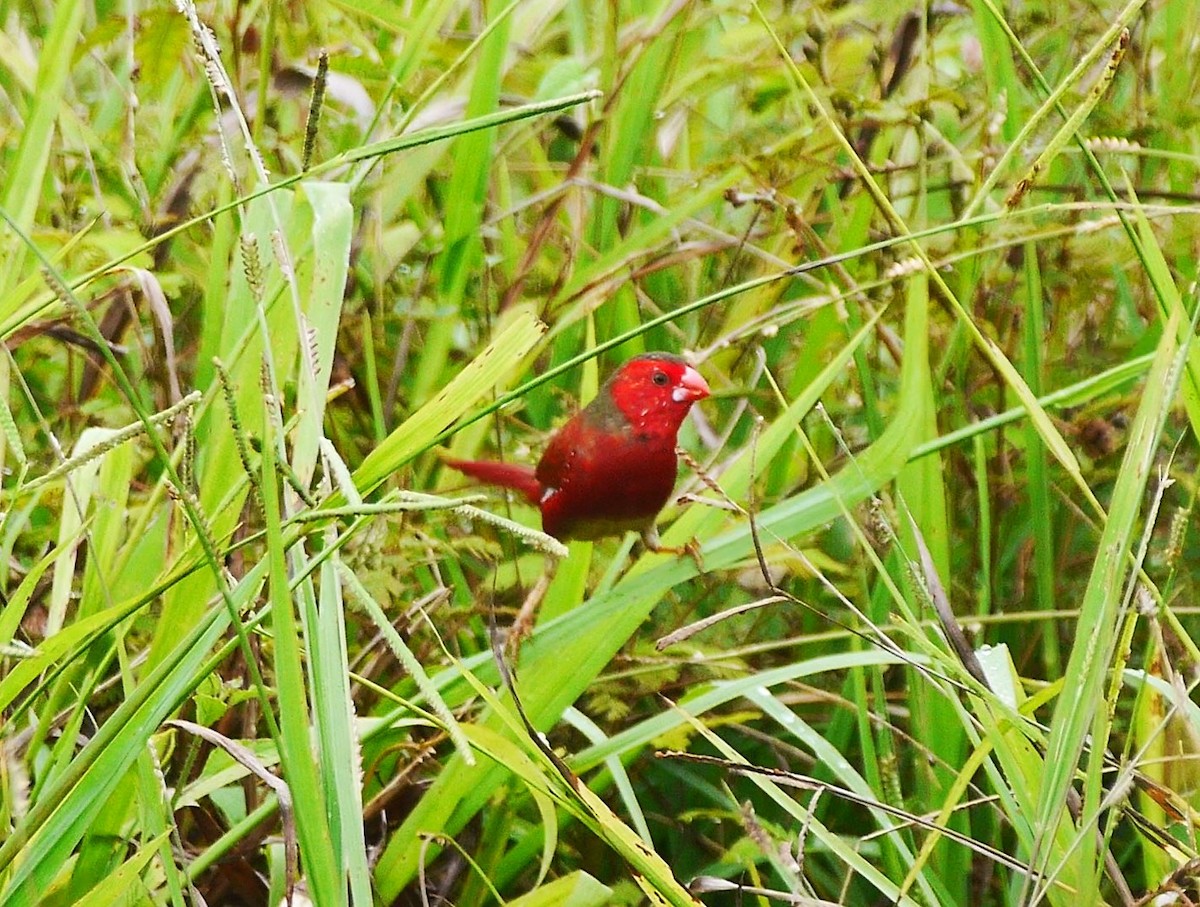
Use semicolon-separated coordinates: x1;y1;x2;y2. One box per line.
3;0;1200;904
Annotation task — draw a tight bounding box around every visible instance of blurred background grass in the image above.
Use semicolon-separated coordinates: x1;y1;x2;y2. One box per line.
2;0;1200;904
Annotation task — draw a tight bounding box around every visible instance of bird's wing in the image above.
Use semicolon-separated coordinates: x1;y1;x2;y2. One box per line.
533;418;576;492
535;395;627;492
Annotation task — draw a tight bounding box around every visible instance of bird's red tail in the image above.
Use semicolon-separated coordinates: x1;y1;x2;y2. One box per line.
443;458;543;505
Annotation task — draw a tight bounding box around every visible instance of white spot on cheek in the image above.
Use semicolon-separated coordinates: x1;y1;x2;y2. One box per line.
672;388;689;402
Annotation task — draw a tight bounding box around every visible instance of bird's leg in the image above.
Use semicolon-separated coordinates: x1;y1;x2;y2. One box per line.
640;526;705;572
508;568;553;656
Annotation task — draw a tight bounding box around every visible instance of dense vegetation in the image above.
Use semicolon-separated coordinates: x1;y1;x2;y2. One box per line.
2;0;1199;904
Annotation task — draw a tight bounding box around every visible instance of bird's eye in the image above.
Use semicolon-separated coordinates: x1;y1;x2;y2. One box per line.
652;370;669;386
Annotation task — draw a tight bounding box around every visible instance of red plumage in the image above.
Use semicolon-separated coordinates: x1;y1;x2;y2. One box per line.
444;353;710;543
445;459;542;506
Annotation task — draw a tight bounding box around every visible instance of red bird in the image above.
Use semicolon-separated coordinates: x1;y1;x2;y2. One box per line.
445;353;710;548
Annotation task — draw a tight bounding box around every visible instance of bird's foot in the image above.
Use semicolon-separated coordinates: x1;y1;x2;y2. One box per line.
508;570;552;657
641;529;705;572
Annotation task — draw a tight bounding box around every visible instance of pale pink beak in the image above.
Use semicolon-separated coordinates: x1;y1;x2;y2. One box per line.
673;365;711;403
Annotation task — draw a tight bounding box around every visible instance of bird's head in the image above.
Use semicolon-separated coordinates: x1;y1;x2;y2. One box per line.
603;353;710;430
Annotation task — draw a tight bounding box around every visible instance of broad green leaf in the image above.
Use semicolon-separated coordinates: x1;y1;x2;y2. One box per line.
353;311;547;494
1033;304;1191;897
505;871;613;907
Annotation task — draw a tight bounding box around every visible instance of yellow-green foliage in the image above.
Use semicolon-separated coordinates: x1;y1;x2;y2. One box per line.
2;1;1200;905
